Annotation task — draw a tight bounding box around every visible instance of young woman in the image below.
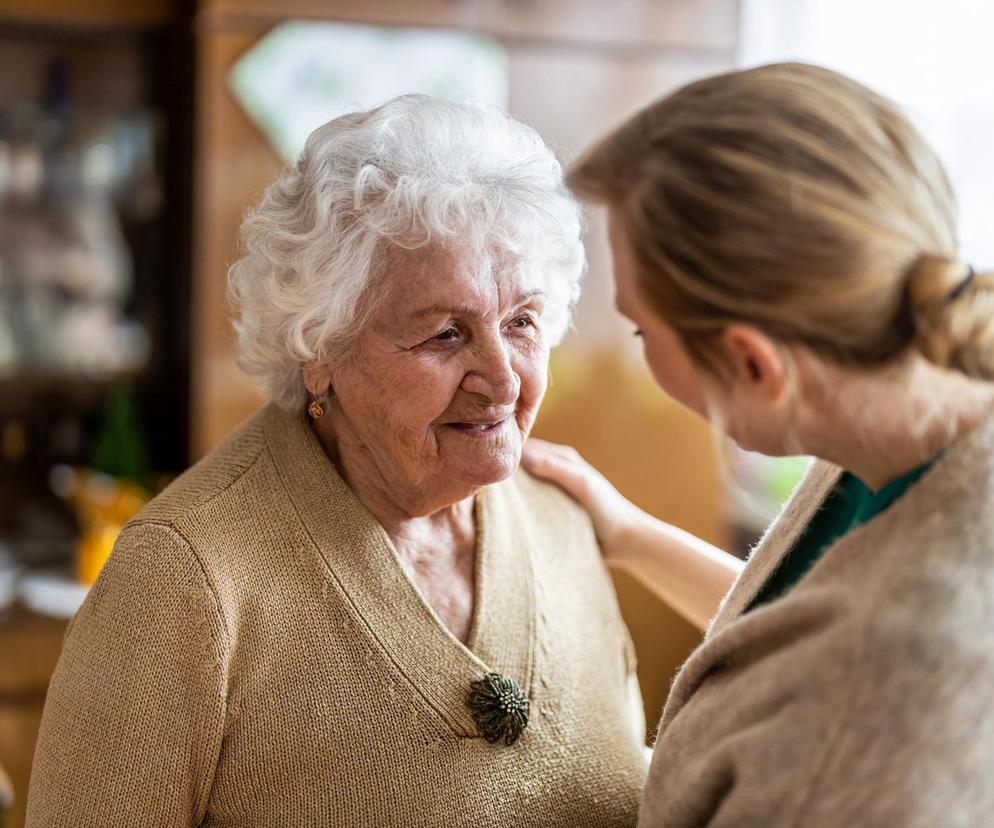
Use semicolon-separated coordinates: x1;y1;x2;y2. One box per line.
524;63;994;826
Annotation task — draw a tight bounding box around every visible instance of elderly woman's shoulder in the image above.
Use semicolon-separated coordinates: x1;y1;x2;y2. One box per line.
497;468;617;600
501;466;597;539
507;465;586;506
90;411;277;623
131;410;270;531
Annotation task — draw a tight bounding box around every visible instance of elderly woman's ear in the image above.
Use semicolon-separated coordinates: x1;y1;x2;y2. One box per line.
303;361;336;420
303;361;334;400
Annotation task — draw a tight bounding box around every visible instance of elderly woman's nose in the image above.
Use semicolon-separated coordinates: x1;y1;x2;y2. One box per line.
462;338;521;403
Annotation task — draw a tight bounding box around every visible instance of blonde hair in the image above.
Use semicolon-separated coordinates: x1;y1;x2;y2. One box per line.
569;63;994;381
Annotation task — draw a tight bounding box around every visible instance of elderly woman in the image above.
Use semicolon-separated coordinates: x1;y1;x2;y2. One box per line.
26;96;647;827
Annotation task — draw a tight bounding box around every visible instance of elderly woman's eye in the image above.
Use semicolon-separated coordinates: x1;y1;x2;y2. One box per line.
509;315;535;329
435;328;459;342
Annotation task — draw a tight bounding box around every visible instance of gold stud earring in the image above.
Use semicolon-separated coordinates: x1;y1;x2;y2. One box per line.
307;386;335;419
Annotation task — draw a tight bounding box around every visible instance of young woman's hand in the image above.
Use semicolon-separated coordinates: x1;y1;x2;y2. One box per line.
521;438;643;557
522;436;743;632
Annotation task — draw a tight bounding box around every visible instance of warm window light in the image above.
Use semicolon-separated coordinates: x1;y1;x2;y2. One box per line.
741;0;994;268
230;21;509;162
729;0;994;532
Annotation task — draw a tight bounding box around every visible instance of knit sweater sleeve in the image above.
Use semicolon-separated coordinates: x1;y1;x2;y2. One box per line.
792;590;994;825
644;583;994;827
26;521;228;827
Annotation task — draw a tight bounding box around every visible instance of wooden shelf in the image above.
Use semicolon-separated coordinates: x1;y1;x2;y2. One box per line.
0;603;69;828
0;0;174;30
0;372;140;417
0;603;67;699
198;0;740;53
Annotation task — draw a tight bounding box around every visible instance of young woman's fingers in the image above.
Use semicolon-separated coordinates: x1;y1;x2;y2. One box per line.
524;438;586;467
522;441;593;504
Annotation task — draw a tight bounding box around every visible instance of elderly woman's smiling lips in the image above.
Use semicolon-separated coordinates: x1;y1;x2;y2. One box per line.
444;414;513;437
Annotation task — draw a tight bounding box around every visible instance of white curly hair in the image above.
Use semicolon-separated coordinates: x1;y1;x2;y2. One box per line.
227;94;586;409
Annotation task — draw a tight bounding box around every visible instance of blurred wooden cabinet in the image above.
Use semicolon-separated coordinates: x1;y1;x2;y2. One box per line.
0;0;172;28
0;762;12;827
0;2;194;826
0;608;67;828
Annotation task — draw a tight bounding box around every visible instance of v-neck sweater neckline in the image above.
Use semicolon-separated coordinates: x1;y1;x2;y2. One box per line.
746;458;937;609
261;404;538;738
710;415;994;636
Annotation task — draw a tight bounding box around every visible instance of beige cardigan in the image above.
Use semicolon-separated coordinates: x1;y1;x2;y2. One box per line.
640;411;994;827
27;405;647;827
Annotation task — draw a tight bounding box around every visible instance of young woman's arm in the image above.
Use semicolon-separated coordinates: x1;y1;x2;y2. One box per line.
522;439;743;632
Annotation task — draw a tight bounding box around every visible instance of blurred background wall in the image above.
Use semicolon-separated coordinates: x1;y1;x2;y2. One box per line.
0;2;991;825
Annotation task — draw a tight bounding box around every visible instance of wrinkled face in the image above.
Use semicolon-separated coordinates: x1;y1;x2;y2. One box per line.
329;244;550;508
608;209;708;417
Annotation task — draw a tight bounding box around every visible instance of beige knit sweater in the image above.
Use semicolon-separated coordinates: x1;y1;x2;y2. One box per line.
27;405;647;827
640;411;994;828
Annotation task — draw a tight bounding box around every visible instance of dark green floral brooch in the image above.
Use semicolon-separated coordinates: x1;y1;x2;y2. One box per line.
467;672;529;746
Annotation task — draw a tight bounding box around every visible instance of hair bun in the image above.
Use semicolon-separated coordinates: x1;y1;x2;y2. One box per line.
906;254;972;312
904;253;994;376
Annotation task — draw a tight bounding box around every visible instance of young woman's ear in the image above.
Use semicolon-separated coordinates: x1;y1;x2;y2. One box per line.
720;324;789;405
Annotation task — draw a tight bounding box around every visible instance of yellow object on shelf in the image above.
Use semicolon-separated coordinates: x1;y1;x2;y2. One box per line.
51;467;150;587
76;523;124;586
0;759;12;828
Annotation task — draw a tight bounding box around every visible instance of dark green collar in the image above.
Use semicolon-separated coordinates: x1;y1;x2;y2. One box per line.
747;456;937;610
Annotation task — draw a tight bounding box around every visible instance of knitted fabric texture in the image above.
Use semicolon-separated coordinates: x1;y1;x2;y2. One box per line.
640;411;994;827
27;405;647;827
